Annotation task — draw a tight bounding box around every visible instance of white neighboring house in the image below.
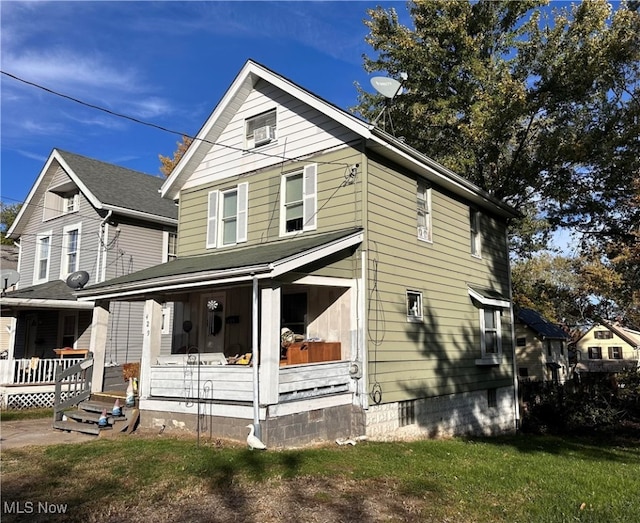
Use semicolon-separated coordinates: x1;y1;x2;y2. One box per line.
0;149;177;409
572;320;640;374
1;245;20;353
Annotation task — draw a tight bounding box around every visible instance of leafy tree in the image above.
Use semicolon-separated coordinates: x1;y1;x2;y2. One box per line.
159;135;193;177
0;202;21;245
355;0;640;251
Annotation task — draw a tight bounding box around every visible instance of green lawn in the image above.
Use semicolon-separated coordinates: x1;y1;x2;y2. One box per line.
2;432;638;523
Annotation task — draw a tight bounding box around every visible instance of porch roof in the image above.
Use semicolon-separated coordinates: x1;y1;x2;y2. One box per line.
75;228;363;301
0;280;94;310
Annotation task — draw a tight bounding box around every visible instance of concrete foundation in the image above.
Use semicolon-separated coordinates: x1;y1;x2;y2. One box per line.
365;387;516;440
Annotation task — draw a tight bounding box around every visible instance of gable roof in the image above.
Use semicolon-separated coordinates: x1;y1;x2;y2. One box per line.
598;320;640;349
161;59;519;220
8;149;177;239
517;308;569;340
75;228;363;301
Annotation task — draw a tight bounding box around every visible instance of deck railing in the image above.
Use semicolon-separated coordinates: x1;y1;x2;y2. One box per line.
0;358;85;386
53;355;94;422
149;360;352;403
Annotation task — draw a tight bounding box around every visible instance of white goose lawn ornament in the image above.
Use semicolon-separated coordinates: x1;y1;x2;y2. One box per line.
246;424;267;450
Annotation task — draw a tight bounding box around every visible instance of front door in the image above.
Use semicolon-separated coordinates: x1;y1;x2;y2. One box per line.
199;293;226;354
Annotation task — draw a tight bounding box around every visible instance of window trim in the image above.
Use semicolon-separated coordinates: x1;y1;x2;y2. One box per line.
417;180;432;243
34;231;53;284
162;231;178;263
470;208;481;258
245;108;277;150
588;346;602;359
469;287;509;365
60;222;82;279
64;193;79;214
406;290;423;322
206;183;248;249
280;164;317;236
609;346;623;360
220;187;239;246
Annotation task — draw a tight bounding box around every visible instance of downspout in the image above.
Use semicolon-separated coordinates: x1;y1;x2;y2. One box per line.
506;227;520;431
251;274;261;439
95;210;112;284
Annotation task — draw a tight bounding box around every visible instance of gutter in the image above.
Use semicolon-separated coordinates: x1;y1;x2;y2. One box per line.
0;298;95;310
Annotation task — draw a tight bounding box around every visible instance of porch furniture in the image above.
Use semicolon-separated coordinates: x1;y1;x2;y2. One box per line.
281;342;341;365
54;348;90;359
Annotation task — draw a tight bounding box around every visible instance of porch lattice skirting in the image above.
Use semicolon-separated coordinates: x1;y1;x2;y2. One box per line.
2;390;72;410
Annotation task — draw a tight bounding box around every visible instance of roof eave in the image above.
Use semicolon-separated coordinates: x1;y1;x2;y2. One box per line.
368;128;520;220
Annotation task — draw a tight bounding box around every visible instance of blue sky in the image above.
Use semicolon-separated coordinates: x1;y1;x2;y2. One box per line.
1;0;410;206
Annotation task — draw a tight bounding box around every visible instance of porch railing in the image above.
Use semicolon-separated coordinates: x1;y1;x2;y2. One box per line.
53;355;94;422
149;360;352;403
0;358;85;386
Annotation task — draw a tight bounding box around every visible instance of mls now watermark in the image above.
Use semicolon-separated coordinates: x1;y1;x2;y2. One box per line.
4;501;69;515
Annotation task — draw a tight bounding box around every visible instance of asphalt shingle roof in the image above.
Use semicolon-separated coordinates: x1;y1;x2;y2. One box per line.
79;227;363;293
3;279;78;301
517;308;569;339
57;149;178;220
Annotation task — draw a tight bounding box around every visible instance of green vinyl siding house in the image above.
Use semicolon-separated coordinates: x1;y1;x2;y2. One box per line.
77;60;520;447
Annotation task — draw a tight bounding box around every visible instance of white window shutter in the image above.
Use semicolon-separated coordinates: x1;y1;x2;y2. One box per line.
206;190;219;248
237;182;248;243
302;164;317;231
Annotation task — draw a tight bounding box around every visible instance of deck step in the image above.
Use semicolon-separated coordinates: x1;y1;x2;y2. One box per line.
65;410;114;425
91;391;127;403
53;420;102;436
79;400;128;417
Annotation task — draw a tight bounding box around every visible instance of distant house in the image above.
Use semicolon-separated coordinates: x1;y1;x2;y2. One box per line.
572;320;640;374
515;308;571;383
0;149;177;408
76;60;520;447
0;245;20;352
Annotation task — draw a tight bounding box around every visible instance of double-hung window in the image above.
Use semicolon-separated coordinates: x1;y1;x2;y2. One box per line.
608;346;622;359
470;208;481;257
65;193;79;213
281;164;317;234
206;183;248;248
61;223;81;278
162;231;178;262
468;287;510;365
34;232;52;283
482;308;501;356
417;180;432;242
588;346;602;359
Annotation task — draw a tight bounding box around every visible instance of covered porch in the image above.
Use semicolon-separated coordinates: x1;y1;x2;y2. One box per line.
76;228;368;447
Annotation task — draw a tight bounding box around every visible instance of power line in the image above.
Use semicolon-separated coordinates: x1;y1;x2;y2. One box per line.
1;70;353;169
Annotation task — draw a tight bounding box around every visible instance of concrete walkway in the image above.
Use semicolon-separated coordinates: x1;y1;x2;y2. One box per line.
1;418;97;450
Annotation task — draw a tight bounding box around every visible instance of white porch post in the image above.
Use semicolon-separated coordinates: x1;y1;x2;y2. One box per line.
259;281;281;407
1;317;17;383
139;298;162;401
89;300;110;393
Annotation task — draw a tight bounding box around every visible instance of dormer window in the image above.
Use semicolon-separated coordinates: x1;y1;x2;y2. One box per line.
65;193;79;213
245;109;276;149
43;189;79;220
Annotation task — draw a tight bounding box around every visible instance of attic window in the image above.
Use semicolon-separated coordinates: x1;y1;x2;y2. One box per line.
245;109;277;149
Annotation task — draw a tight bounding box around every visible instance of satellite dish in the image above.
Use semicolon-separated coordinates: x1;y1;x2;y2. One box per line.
1;269;20;291
66;270;90;290
371;76;403;99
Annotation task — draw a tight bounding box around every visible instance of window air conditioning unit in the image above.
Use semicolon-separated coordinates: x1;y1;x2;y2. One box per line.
253;125;274;146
